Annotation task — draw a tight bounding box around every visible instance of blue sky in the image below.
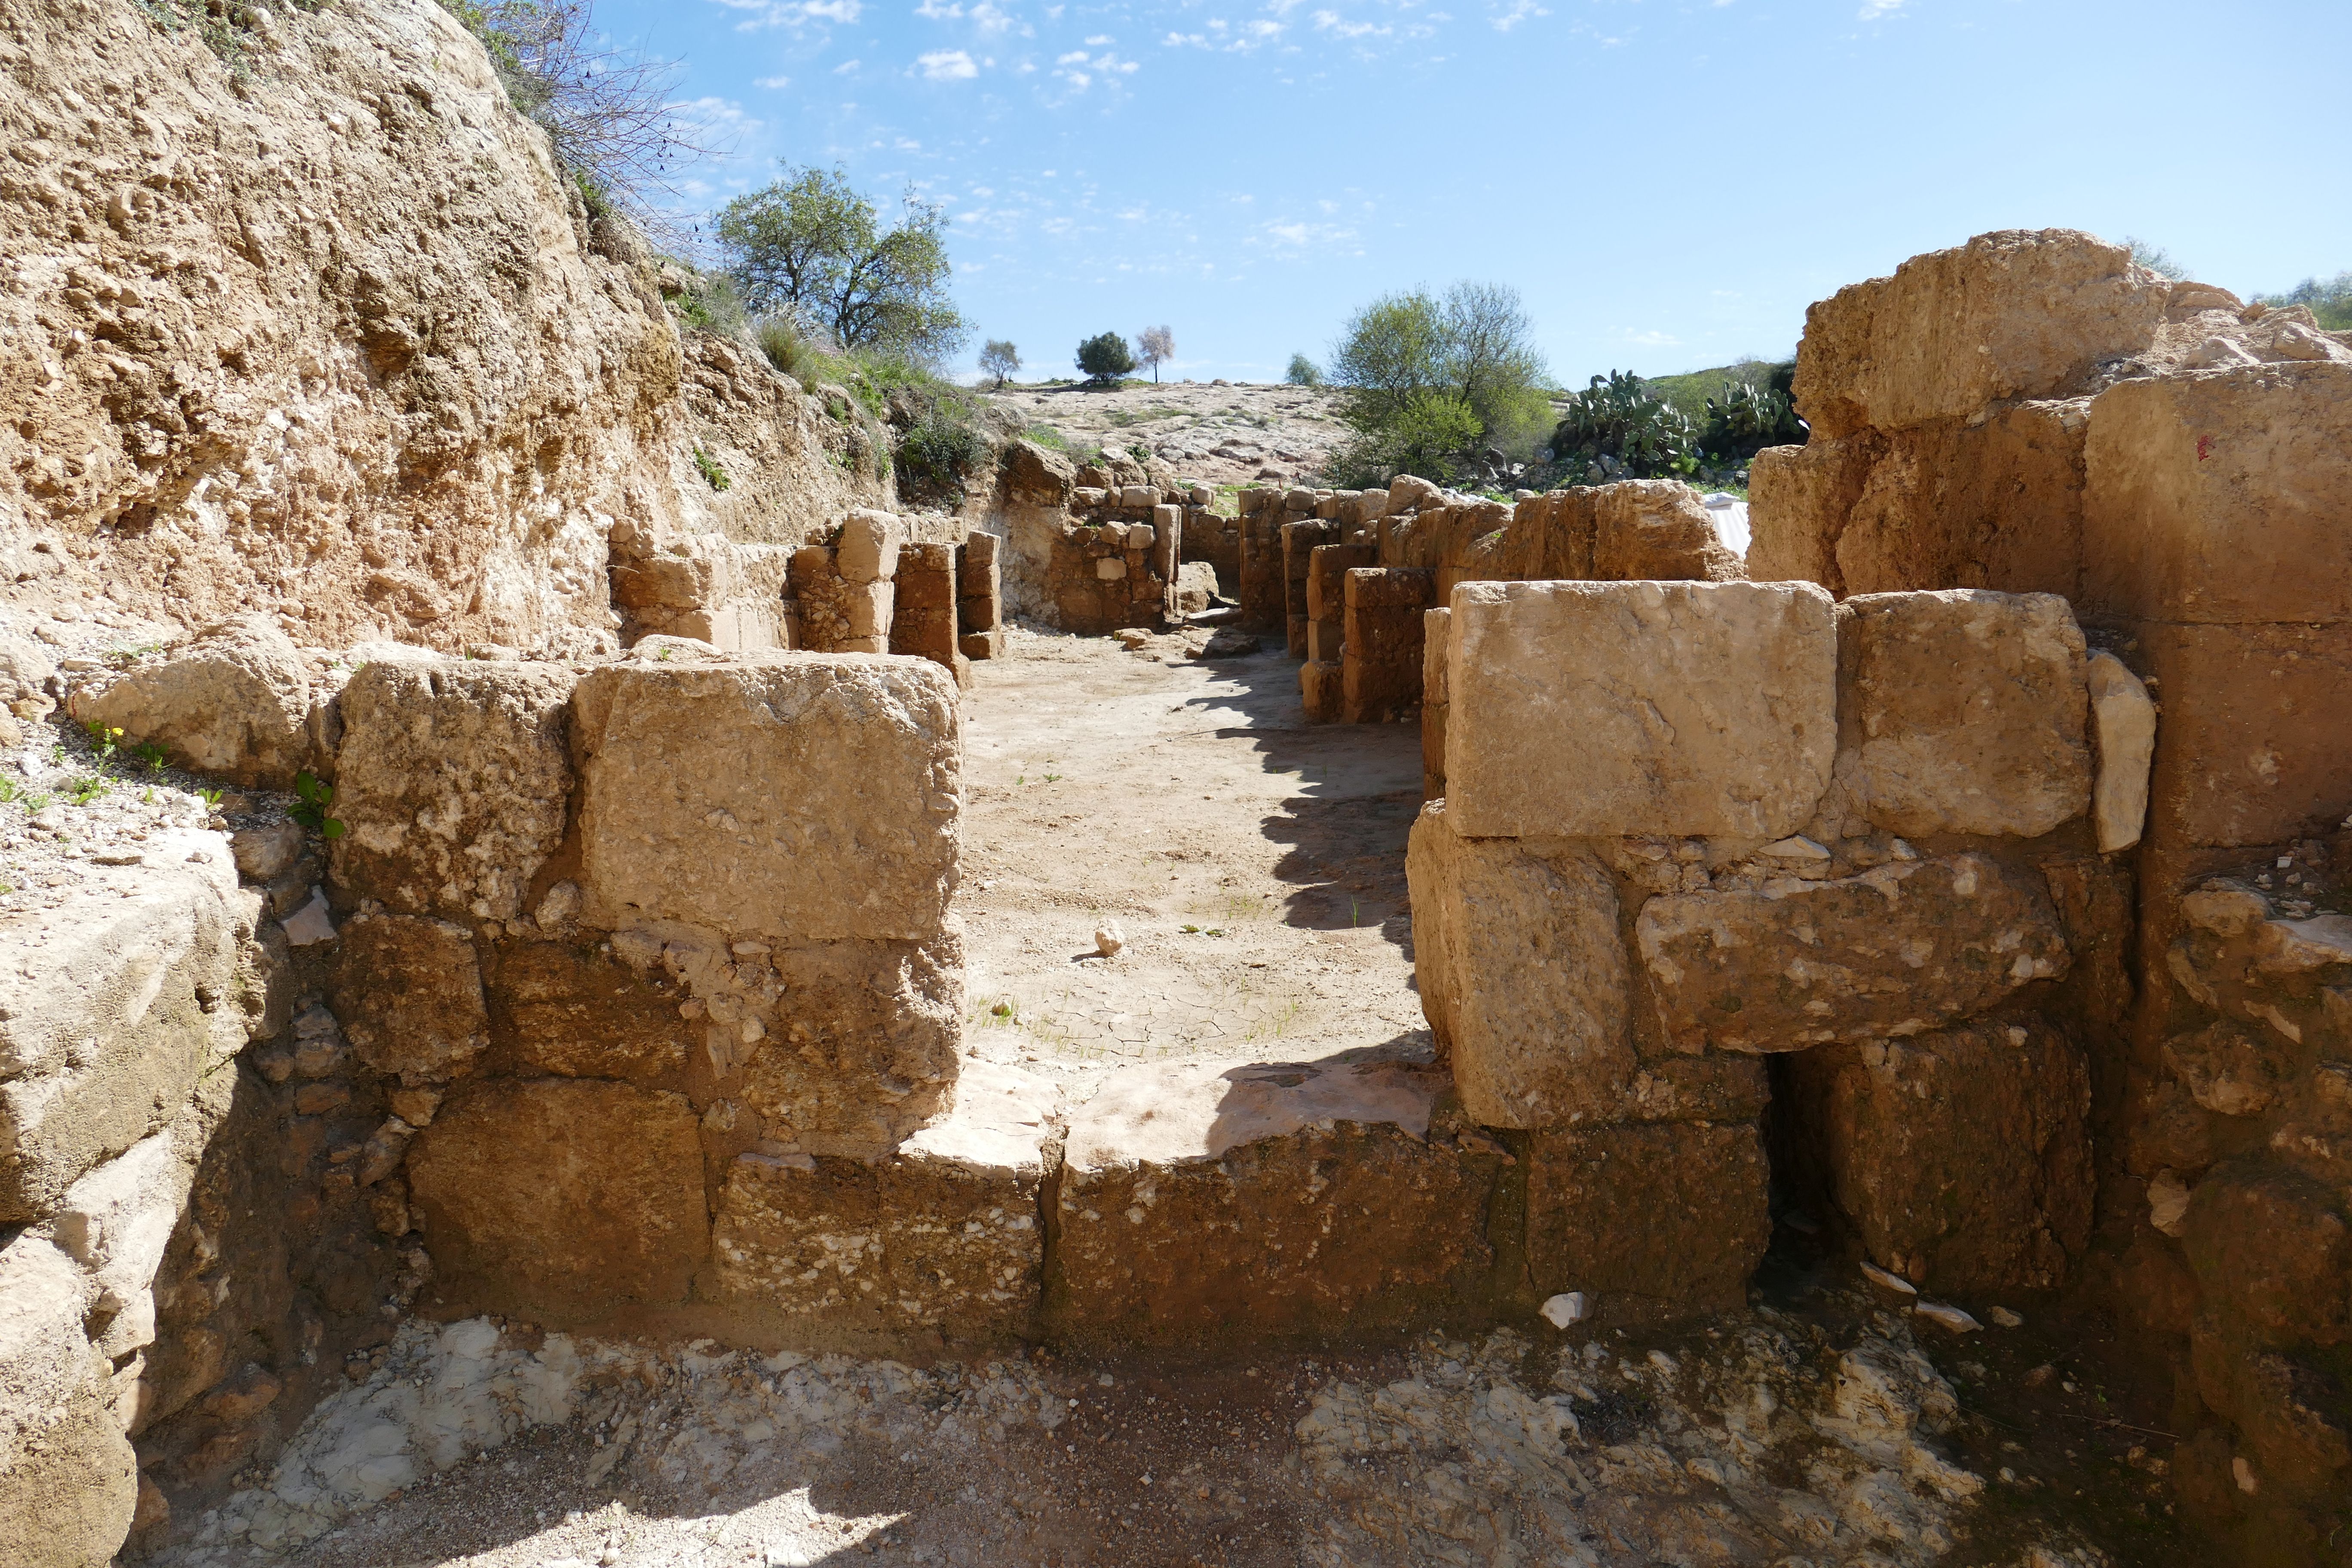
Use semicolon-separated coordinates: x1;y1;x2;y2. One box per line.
599;0;2352;385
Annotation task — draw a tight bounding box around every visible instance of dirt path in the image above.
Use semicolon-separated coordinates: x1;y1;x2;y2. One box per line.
952;628;1431;1105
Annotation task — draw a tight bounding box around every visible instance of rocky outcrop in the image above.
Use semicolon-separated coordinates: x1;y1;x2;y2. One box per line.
0;0;890;657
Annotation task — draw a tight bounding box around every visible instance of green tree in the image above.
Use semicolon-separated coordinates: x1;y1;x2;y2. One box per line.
2257;270;2352;331
717;165;969;359
979;339;1021;388
1075;331;1136;385
1324;281;1550;481
1285;352;1322;386
2124;236;2187;281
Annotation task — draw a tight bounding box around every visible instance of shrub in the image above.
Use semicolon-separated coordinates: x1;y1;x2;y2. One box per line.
1076;332;1136;385
1285;353;1323;387
2124;236;2187;281
434;0;710;237
692;447;731;492
980;339;1021;387
1326;391;1482;488
1324;282;1550;482
2257;270;2352;331
897;404;987;500
756;316;827;390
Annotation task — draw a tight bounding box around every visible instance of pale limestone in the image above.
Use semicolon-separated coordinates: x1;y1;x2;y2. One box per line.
2086;650;2156;852
1445;579;1836;840
1836;590;2091;839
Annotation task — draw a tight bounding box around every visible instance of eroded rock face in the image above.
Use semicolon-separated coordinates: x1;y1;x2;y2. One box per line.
1834;589;2091;838
1589;480;1747;583
1635;853;2070;1052
0;832;251;1222
1787;1016;2093;1292
1524;1121;1769;1323
710;1060;1057;1341
68;617;330;790
1444;579;1837;840
1048;1059;1501;1342
1405;805;1635;1128
404;1079;707;1318
571;658;960;945
329;662;576;922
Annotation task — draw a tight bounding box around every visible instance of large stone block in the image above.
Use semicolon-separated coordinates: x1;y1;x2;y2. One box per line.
1785;1016;2092;1292
710;1060;1056;1341
1406;805;1635;1128
1341;568;1435;723
1744;438;1873;591
0;1234;136;1568
485;941;695;1086
2134;619;2352;849
1048;1059;1498;1342
2082;361;2352;625
735;933;964;1159
1827;402;2091;600
68;615;329;790
1590;480;1746;582
1306;542;1375;622
0;836;248;1223
1834;589;2091;837
2179;1160;2352;1348
328;661;576;922
404;1078;708;1317
1636;852;2070;1052
1445;579;1837;840
571;657;961;944
1525;1121;1769;1322
1792;229;2163;440
330;913;488;1085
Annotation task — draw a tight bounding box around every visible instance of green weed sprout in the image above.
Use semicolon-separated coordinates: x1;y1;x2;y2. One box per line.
291;772;346;839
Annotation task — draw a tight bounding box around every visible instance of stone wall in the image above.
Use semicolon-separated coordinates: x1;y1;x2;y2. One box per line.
1738;227;2352;1562
1411;578;2135;1322
980;440;1217;632
1254;476;1743;726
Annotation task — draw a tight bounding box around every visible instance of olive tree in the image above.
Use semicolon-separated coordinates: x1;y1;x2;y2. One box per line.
1075;331;1136;385
979;339;1021;388
1324;281;1551;481
717;165;970;359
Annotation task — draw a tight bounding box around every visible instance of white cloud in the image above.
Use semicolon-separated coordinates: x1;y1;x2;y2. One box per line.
715;0;864;24
915;0;961;15
1622;328;1681;347
833;57;862;71
917;47;980;76
754;73;792;87
1084;31;1113;43
1056;48;1089;61
1489;0;1545;29
1858;0;1904;14
1312;9;1391;37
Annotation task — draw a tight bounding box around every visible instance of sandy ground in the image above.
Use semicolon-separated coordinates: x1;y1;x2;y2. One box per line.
158;631;2191;1568
983;382;1351;488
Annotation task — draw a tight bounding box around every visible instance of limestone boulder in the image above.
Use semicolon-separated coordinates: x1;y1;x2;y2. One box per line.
1525;1121;1769;1323
1444;579;1837;840
837;509;903;585
2082;361;2352;626
1743;438;1872;591
0;1234;135;1568
51;1124;202;1365
1048;1058;1500;1342
1792;229;2165;440
330;914;488;1085
999;439;1076;508
328;661;576;922
710;1060;1058;1341
1590;480;1746;582
68;616;329;789
572;657;961;945
1834;589;2091;838
404;1078;707;1317
0;832;249;1223
2190;1323;2352;1506
0;635;56;721
1787;1016;2093;1292
1406;805;1636;1128
1636;852;2070;1052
